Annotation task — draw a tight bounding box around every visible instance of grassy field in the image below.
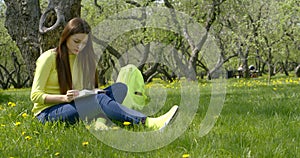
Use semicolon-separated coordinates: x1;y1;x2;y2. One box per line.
0;76;299;158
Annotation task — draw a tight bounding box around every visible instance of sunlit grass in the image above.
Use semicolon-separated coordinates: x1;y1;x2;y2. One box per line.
0;76;299;157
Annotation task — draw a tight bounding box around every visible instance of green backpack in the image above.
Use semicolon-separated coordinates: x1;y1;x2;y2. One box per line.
116;64;148;110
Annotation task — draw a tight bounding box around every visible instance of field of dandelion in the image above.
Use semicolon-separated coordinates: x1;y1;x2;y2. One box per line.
0;76;299;157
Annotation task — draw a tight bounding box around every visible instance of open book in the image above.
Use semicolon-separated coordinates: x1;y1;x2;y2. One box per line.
76;89;107;99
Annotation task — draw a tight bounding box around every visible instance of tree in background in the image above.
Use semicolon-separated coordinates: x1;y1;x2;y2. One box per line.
4;0;41;85
0;2;29;89
3;0;81;85
1;0;300;89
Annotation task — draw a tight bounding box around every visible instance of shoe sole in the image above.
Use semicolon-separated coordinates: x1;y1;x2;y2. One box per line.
159;105;179;130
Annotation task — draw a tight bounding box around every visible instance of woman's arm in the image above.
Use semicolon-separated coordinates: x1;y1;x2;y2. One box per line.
44;90;79;104
31;52;54;104
31;51;78;104
44;94;69;104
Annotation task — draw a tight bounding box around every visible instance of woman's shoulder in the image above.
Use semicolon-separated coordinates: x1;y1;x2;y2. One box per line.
36;49;57;64
41;48;57;57
38;49;57;60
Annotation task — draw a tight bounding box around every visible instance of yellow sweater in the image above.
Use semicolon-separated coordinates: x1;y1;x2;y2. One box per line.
30;49;76;116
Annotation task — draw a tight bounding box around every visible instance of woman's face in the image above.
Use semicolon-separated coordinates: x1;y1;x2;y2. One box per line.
66;33;88;55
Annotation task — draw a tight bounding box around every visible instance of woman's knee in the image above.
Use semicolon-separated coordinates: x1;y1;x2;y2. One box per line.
96;93;113;105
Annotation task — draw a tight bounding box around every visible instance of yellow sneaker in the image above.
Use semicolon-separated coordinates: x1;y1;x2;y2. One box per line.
145;105;179;130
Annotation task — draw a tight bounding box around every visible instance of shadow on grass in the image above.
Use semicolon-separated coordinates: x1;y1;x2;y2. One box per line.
0;93;11;103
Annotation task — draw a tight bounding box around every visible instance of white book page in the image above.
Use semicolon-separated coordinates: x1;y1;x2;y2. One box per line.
77;89;96;98
76;89;107;99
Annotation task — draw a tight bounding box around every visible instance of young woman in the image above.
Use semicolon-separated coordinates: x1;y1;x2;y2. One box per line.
30;17;178;130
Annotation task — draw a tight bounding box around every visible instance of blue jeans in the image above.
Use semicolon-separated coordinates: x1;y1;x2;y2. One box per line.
37;87;147;125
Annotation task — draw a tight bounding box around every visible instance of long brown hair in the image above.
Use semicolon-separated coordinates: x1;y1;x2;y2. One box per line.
56;17;98;94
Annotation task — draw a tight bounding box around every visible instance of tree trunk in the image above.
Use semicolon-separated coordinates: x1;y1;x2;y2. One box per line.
4;0;41;85
39;0;82;52
4;0;82;85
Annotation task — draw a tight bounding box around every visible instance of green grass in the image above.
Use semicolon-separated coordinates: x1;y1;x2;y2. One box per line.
0;77;299;157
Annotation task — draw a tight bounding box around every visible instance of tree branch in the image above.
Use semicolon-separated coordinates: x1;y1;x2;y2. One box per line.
92;35;125;66
164;0;174;9
125;0;141;7
39;1;65;34
94;0;103;13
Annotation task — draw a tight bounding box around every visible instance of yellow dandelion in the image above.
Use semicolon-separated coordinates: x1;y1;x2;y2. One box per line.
273;88;277;91
25;136;32;140
22;113;28;118
33;131;40;135
123;121;131;126
15;122;21;126
285;79;289;83
85;124;91;130
54;152;60;156
214;115;219;119
1;124;5;127
82;141;89;147
8;102;16;107
182;154;190;158
112;126;120;130
22;131;26;136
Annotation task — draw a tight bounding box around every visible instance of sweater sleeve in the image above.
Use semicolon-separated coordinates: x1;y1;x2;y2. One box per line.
30;51;55;104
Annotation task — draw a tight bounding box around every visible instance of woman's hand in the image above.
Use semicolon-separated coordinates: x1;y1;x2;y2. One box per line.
65;90;79;102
